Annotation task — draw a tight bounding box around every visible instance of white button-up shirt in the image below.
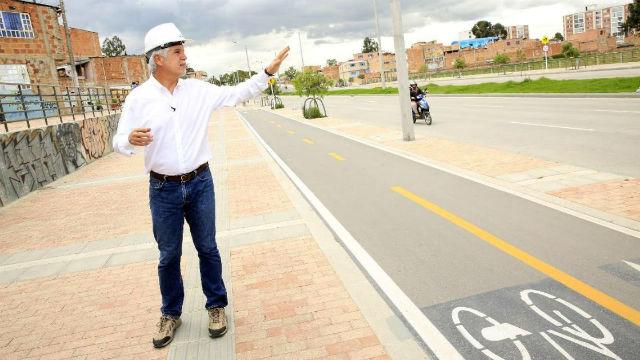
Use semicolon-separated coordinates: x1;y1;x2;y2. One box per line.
112;72;269;175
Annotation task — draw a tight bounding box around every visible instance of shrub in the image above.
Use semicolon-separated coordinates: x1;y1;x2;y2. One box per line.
274;103;285;109
303;106;323;119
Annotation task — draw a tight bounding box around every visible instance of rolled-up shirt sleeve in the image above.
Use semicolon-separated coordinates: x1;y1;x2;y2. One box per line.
206;71;269;109
112;97;136;156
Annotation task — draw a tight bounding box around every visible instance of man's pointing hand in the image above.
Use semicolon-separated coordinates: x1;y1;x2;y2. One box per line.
265;46;290;75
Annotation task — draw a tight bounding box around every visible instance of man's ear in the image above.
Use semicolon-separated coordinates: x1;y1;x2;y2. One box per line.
154;54;164;67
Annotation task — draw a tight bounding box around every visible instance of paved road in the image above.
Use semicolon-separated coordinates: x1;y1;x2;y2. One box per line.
241;109;640;360
280;95;640;177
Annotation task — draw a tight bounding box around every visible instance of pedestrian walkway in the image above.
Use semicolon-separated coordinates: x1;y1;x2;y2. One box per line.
0;107;427;359
267;106;640;232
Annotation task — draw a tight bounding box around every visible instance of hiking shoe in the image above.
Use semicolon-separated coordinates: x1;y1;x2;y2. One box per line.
208;307;228;338
152;315;181;348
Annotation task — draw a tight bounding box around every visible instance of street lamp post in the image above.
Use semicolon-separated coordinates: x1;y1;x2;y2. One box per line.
298;32;305;72
373;0;386;88
389;0;414;141
233;41;253;78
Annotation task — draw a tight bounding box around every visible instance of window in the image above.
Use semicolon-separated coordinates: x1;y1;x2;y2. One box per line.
0;11;34;38
573;13;585;33
594;10;602;28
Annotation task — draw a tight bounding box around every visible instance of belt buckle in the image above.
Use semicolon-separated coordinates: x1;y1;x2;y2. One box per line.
180;174;188;182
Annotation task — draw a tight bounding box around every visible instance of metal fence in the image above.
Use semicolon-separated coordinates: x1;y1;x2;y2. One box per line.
413;47;640;81
356;47;640;85
0;82;130;132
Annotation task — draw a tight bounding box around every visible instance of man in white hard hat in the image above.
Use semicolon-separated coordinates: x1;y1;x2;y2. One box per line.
112;23;289;348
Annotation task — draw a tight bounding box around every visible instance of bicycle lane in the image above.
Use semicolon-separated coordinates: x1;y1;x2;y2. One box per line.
240;109;640;360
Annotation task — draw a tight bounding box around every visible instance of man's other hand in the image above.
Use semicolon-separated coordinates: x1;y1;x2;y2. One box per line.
128;128;153;146
265;46;290;75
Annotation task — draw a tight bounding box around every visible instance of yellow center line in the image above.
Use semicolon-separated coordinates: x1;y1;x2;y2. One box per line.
391;186;640;326
302;138;315;145
287;130;295;135
329;152;345;161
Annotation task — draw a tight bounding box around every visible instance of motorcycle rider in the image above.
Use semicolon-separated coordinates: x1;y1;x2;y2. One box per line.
409;81;425;118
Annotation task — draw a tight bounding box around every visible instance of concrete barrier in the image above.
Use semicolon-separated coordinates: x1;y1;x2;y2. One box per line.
0;114;120;207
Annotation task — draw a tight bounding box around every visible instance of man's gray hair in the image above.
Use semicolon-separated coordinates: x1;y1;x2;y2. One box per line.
148;48;169;74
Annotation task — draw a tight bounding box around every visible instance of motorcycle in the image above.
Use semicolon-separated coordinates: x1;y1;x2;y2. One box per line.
412;94;432;125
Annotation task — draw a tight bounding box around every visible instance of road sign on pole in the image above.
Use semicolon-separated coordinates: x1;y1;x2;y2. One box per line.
541;35;549;45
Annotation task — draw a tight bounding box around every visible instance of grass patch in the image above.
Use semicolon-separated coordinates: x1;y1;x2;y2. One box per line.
310;77;640;95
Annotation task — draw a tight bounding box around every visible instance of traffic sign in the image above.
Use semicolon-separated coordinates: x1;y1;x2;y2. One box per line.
541;35;549;45
543;45;549;52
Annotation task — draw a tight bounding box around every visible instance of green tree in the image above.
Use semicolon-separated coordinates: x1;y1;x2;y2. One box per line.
472;20;493;38
284;66;299;81
292;71;332;98
622;0;640;34
492;23;507;39
326;58;338;66
207;76;221;86
453;58;466;77
516;49;527;74
101;36;126;57
361;37;379;53
553;32;564;42
561;43;580;58
493;53;510;74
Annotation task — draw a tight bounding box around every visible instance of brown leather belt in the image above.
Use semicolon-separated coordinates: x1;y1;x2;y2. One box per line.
150;163;209;182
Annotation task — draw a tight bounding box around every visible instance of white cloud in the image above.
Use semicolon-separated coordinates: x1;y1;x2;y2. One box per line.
42;0;632;77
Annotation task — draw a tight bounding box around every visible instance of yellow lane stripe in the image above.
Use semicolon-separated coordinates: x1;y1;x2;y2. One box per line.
329;152;345;161
287;130;295;135
302;138;315;145
391;186;640;326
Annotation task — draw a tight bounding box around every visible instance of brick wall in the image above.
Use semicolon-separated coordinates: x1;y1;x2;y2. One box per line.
65;27;101;58
60;55;148;88
0;0;66;85
320;65;339;82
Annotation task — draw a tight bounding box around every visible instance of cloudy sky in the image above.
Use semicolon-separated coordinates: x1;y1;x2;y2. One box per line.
41;0;628;78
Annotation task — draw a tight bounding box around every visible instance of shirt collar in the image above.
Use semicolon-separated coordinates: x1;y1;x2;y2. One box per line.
149;74;185;92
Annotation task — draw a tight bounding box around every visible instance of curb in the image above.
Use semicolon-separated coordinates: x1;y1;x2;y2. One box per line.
257;107;640;237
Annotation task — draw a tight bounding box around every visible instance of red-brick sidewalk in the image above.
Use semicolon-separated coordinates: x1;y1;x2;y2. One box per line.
0;107;427;360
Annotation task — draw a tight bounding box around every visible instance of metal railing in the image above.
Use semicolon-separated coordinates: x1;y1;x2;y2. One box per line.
0;82;130;132
412;47;640;81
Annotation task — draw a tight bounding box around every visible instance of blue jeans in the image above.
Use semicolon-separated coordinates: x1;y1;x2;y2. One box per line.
149;167;227;317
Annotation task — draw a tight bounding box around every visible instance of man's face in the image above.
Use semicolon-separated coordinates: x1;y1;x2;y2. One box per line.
156;44;187;78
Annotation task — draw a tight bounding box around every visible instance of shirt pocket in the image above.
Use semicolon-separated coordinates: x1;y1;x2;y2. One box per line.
139;101;172;134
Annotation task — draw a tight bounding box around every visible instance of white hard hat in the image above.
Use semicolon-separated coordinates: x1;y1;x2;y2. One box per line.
144;23;190;57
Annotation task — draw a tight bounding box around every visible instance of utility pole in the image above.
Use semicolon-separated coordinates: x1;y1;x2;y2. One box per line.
59;0;79;88
389;0;414;141
244;45;252;76
373;0;386;88
298;32;305;72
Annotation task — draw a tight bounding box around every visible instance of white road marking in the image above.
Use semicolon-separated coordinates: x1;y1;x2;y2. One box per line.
509;121;595;132
239;112;464;360
266;109;640;238
466;105;505;108
623;260;640;272
594;109;640;114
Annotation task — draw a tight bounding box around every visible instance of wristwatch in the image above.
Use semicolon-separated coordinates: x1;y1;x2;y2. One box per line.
264;69;274;76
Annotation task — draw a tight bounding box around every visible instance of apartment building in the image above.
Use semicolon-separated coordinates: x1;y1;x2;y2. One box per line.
506;25;529;40
563;3;631;44
338;59;368;82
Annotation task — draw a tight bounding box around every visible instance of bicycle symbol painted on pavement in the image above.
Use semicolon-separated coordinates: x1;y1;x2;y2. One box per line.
452;289;621;359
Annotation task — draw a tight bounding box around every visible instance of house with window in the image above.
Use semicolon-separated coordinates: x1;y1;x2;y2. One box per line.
1;0;147;90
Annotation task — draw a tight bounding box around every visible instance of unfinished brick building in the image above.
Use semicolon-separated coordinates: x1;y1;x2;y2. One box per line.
0;0;147;89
